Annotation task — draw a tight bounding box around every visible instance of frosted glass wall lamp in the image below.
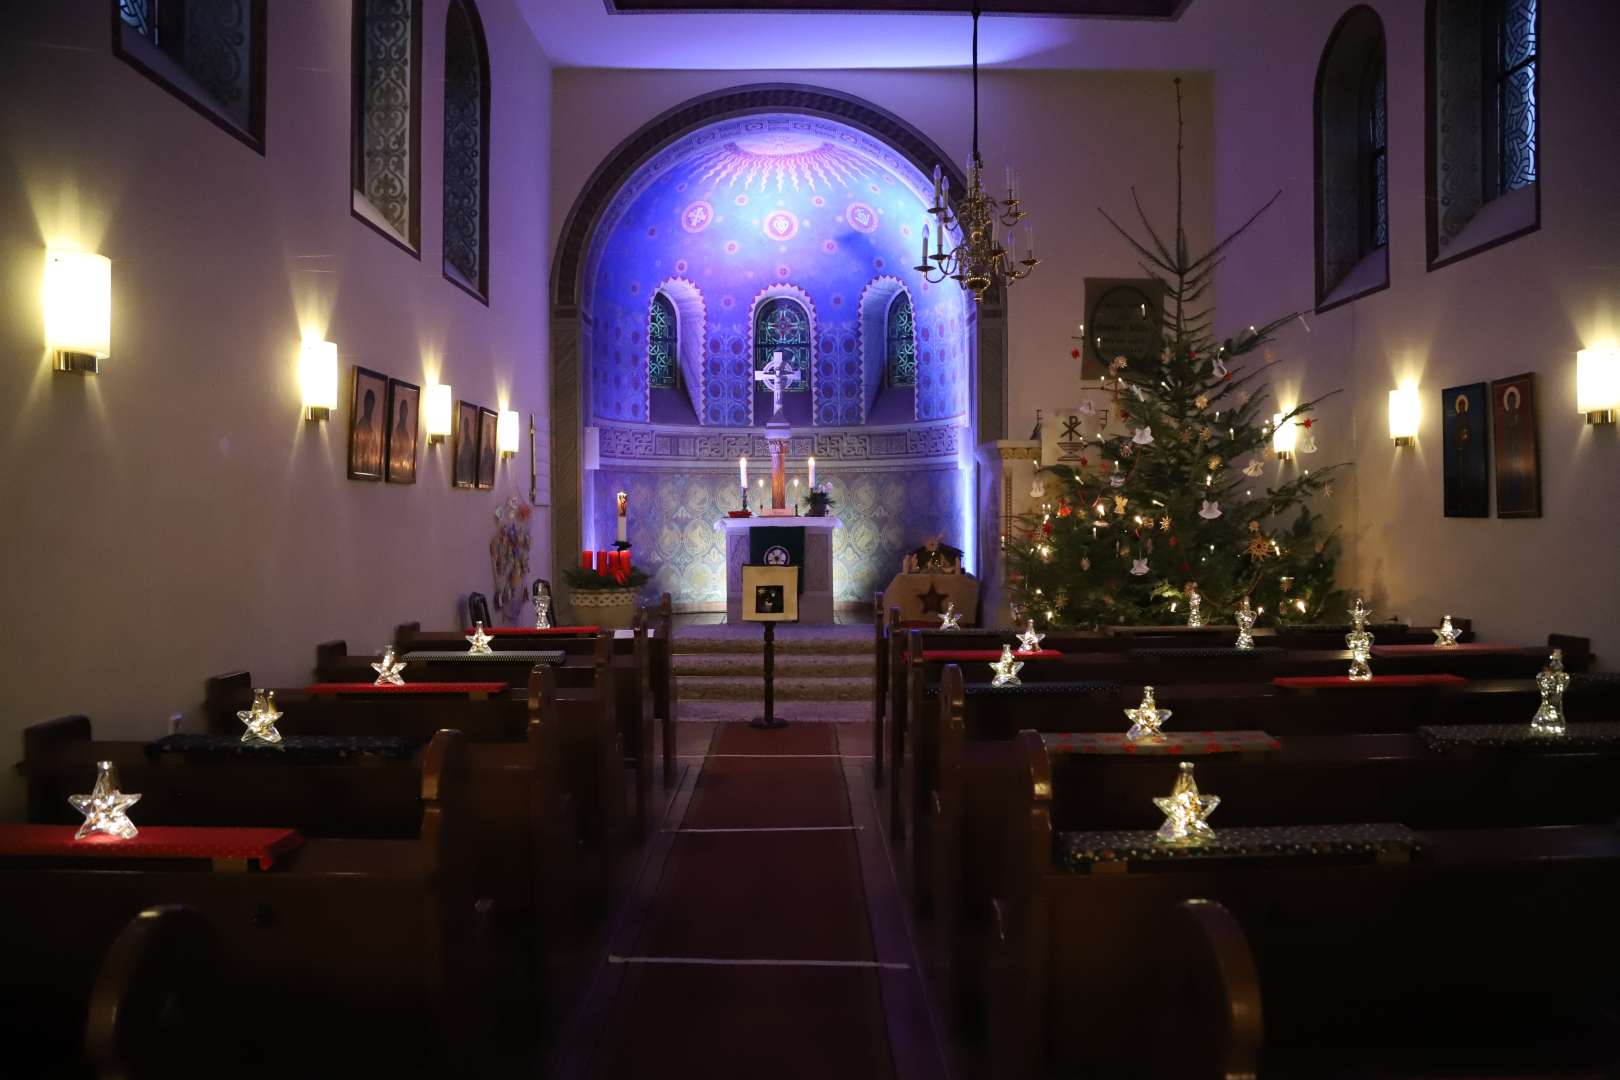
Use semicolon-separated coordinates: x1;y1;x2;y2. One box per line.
1388;386;1420;446
1271;412;1297;461
1576;345;1619;425
497;408;519;458
298;338;339;420
44;250;111;374
425;383;453;444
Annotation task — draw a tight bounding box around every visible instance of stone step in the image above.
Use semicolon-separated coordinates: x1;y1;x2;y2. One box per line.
673;653;874;678
675;699;874;724
672;636;871;657
677;674;873;702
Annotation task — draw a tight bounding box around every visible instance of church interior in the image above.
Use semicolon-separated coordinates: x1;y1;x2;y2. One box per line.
4;0;1620;1076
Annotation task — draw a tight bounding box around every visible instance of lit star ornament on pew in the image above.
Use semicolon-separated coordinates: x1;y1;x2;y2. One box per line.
1015;620;1045;653
1530;648;1569;737
1153;761;1219;845
70;761;141;841
938;601;962;631
989;645;1024;688
1124;685;1172;741
1345;598;1374;682
237;688;284;746
466;621;495;655
372;646;407;686
1433;614;1461;648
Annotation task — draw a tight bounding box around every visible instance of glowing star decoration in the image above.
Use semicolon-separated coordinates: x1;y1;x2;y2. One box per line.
1186;589;1204;628
1124;686;1172;741
372;646;407;687
1345;598;1374;682
1016;620;1046;654
1242;459;1265;477
466;621;495;655
70;761;141;841
1132;427;1155;446
237;689;284;746
1153;761;1220;845
938;601;962;631
1130;558;1150;577
1199;500;1223;520
1433;614;1461;648
1530;649;1569;736
989;645;1025;688
1234;597;1257;651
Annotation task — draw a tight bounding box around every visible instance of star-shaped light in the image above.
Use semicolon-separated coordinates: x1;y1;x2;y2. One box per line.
1130;557;1149;576
1132;426;1154;446
1153;761;1219;845
237;688;284;746
1124;686;1172;741
1433;614;1460;648
1242;458;1265;477
70;761;141;841
938;601;962;630
1349;597;1372;629
1199;500;1222;520
466;621;495;654
372;646;407;686
989;644;1024;688
1015;620;1045;653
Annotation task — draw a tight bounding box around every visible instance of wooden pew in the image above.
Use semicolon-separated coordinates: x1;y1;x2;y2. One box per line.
0;730;497;1077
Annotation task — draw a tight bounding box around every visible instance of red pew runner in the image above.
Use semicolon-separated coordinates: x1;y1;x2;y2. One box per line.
1272;674;1468;689
305;682;507;695
918;649;1064;661
1042;730;1281;755
460;626;599;636
0;825;304;870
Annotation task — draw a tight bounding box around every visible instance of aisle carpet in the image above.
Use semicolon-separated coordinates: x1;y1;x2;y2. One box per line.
580;722;898;1079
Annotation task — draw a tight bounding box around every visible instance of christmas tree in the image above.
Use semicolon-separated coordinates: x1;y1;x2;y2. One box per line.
1007;80;1348;629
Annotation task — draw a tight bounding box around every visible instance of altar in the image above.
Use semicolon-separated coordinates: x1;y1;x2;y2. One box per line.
714;516;841;624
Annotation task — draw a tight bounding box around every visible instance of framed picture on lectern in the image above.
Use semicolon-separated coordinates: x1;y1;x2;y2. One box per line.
742;565;799;622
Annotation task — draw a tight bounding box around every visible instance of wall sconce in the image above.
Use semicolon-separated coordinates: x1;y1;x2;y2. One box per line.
298;338;338;420
1576;345;1619;425
425;383;453;444
1271;412;1297;461
44;250;111;374
1388;386;1420;445
497;408;519;458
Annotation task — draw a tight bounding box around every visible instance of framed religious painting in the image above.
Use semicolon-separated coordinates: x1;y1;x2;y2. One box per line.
1440;382;1489;517
476;406;499;490
452;399;479;489
346;365;388;481
385;377;419;484
742;565;799;622
1490;372;1541;518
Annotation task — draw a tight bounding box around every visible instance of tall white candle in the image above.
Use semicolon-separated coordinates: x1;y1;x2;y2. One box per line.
739;456;747;489
615;490;628;544
808;455;816;488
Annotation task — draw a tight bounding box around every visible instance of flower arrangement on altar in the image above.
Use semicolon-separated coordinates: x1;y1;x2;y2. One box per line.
805;481;836;518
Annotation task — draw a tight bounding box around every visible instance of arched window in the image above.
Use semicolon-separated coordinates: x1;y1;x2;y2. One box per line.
352;0;422;254
114;0;267;152
443;0;490;300
753;297;810;392
1314;6;1388;310
648;292;678;389
885;292;916;387
1426;0;1540;269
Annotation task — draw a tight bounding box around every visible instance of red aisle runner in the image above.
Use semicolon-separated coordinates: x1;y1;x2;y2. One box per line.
304;681;507;695
0;825;304;870
1273;674;1468;689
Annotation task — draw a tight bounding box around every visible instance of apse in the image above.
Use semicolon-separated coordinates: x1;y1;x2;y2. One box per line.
579;111;975;608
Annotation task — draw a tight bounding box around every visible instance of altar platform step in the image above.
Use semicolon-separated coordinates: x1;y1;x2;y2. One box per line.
673;699;873;723
673;653;874;678
667;623;870;655
676;673;872;702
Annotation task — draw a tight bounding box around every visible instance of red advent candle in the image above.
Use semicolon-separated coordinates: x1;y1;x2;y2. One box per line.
581;551;594;572
598;551;612;575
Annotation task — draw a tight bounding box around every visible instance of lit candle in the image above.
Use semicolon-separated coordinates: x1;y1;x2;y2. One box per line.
739;456;748;490
935;220;945;257
1005;164;1013;198
1026;224;1036;260
920;224;929;267
615;490;628;545
808;455;816;488
932;164;942;208
598;550;611;574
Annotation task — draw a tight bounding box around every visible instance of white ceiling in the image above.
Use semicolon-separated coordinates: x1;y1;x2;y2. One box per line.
518;0;1211;70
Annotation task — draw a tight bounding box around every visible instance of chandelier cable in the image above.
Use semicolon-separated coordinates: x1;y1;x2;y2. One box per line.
970;5;981;168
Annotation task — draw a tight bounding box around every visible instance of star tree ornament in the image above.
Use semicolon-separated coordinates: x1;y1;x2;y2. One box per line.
372;646;407;686
938;601;962;631
1234;597;1257;651
466;621;495;655
989;644;1024;688
1015;620;1045;653
1433;614;1461;648
1345;597;1374;682
1124;685;1172;741
70;761;141;841
237;688;284;746
1153;761;1220;845
1530;648;1569;736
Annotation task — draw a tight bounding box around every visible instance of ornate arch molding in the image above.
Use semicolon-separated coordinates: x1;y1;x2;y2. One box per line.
855;275;912;423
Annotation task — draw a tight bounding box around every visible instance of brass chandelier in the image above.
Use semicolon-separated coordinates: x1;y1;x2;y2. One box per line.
915;5;1038;302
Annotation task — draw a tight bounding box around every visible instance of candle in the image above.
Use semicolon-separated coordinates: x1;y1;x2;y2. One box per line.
920;224;929;267
1005;164;1013;199
808;456;816;488
598;550;611;575
581;550;594;572
739;456;747;490
1026;224;1036;260
615;490;628;544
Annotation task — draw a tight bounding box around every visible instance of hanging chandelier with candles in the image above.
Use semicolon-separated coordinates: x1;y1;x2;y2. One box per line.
915;4;1038;303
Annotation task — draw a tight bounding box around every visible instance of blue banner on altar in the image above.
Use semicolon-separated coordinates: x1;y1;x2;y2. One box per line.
748;527;806;593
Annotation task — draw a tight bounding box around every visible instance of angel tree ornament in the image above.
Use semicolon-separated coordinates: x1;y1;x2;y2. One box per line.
70;761;140;841
1153;761;1219;845
1016;620;1046;654
1186;588;1204;628
938;601;962;631
1433;615;1461;648
466;622;495;655
1345;598;1374;682
372;646;407;687
1198;500;1223;520
1029;474;1046;499
1130;558;1150;577
237;689;284;746
533;581;553;629
1234;597;1257;651
989;645;1025;688
1242;458;1265;478
1530;649;1569;737
1132;427;1155;446
1125;686;1172;741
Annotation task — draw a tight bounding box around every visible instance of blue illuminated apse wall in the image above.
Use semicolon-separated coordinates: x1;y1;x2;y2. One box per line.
579;112;974;608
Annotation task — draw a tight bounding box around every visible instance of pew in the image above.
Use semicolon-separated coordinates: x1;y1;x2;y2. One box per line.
0;729;497;1077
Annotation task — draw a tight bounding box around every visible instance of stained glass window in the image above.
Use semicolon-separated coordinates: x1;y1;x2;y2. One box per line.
885;292;916;387
442;0;488;296
648;293;678;389
114;1;261;145
120;0;156;41
1364;49;1388;249
753;298;810;392
1496;0;1537;194
353;0;420;249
